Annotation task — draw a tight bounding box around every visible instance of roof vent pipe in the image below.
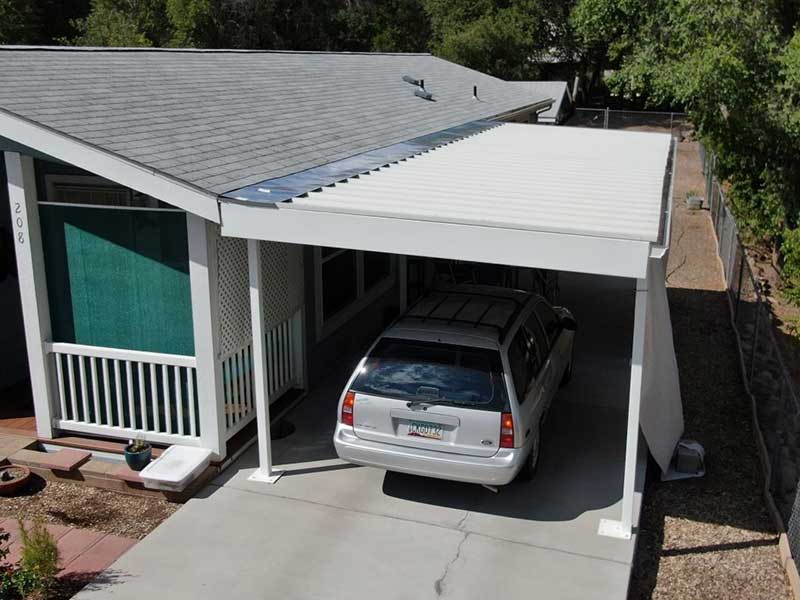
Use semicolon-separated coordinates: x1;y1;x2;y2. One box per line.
473;85;478;99
402;75;421;86
415;87;433;101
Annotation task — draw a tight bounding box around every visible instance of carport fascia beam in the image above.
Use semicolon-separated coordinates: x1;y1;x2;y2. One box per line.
220;202;652;280
598;275;648;540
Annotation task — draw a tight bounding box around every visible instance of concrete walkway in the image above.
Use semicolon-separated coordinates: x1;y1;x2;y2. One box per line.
1;518;136;581
75;272;643;600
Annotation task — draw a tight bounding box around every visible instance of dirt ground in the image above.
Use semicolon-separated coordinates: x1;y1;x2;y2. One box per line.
0;475;177;540
628;141;792;599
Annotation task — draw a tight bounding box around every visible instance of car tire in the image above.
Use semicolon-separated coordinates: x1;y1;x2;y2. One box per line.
516;422;541;482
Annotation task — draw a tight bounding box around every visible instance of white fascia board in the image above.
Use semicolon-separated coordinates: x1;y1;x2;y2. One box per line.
0;109;220;223
221;202;651;279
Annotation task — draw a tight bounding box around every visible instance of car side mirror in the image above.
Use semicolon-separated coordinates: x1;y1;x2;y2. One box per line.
561;315;577;331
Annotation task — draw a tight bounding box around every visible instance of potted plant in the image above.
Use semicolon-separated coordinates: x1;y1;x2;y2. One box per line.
686;190;703;210
124;437;152;471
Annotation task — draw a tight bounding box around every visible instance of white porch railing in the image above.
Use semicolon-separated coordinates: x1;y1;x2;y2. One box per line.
46;342;202;446
221;309;303;441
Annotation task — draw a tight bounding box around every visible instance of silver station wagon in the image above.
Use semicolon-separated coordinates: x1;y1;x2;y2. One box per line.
333;285;576;486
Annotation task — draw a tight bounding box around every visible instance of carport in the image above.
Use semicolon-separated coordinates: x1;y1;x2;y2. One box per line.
220;122;682;542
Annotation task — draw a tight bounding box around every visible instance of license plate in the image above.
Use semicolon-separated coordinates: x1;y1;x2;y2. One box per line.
407;421;443;440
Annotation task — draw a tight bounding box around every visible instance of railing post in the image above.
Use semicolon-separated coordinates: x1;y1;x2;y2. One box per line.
4;152;55;438
187;214;227;459
604;107;610;129
291;307;306;390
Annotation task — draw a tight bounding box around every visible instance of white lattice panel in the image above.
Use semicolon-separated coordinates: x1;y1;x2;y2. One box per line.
217;230;252;356
260;241;304;330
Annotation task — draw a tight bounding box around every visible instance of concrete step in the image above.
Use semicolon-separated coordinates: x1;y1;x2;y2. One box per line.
45;436;164;459
10;448;91;472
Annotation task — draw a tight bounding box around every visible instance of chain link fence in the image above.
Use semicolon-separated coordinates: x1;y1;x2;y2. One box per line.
702;149;800;561
566;108;691;137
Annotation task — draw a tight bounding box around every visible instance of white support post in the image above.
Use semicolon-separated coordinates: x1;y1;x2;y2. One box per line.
187;214;227;460
398;255;408;313
598;276;648;540
247;238;283;484
5;152;55;438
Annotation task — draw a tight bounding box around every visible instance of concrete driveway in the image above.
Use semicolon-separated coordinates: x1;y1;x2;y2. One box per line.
76;274;644;600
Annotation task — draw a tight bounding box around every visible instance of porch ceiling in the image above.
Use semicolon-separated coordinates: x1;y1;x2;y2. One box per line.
220;124;675;279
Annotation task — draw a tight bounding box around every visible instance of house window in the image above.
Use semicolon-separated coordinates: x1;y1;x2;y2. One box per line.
315;247;395;337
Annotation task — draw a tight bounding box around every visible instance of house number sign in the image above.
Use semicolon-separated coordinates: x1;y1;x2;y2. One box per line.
13;200;24;245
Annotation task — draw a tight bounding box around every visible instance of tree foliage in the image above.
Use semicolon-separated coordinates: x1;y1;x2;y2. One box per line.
574;0;800;294
0;0;89;45
425;0;575;80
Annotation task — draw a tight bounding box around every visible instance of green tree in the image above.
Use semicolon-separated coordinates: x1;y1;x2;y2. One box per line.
425;0;575;80
166;0;212;47
572;0;800;293
72;0;173;47
0;0;89;45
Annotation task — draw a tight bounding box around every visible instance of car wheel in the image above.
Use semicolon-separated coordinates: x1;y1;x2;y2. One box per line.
560;355;573;386
516;423;541;482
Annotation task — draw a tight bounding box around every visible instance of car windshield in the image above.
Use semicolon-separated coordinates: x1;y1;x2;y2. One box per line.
351;338;507;410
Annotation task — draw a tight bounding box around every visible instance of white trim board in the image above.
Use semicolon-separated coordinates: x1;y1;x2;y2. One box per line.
221;201;651;279
0;108;220;223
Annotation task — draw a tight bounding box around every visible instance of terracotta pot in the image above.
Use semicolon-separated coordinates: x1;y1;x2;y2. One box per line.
0;465;32;496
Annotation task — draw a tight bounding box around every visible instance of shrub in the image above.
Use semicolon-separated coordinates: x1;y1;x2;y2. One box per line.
12;519;60;600
782;228;800;304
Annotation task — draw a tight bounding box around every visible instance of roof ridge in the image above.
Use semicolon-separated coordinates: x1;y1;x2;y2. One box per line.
0;45;432;57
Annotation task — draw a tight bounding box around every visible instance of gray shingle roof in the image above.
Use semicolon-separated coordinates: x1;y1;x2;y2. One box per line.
0;48;551;196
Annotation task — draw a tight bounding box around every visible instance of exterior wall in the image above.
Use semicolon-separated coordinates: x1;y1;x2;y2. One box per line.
303;246;400;386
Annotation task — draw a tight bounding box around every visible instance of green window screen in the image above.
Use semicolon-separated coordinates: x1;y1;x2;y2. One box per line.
40;205;194;356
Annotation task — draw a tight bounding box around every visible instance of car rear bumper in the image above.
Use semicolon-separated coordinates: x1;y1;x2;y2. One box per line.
334;424;525;485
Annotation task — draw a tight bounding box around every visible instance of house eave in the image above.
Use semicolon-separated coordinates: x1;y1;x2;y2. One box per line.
0;108;220;223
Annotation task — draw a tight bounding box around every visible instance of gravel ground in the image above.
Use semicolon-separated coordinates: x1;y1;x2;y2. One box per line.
0;476;178;540
629;141;792;599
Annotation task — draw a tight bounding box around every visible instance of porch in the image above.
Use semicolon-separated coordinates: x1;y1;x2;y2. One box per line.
4;152;306;462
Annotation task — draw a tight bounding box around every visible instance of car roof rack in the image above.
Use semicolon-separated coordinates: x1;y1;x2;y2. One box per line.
403;289;529;344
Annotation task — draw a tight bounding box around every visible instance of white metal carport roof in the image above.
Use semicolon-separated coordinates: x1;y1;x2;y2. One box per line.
221;123;675;279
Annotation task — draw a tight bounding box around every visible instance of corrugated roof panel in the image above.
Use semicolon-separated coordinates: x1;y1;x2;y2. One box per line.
281;123;672;243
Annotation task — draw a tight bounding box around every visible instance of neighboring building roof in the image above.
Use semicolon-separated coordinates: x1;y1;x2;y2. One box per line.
509;81;571;123
0;47;553;198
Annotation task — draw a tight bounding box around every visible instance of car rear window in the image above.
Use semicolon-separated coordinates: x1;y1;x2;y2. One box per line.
351;338;507;411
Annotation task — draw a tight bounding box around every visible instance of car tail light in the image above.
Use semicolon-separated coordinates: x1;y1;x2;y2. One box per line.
341;391;355;426
500;412;514;448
